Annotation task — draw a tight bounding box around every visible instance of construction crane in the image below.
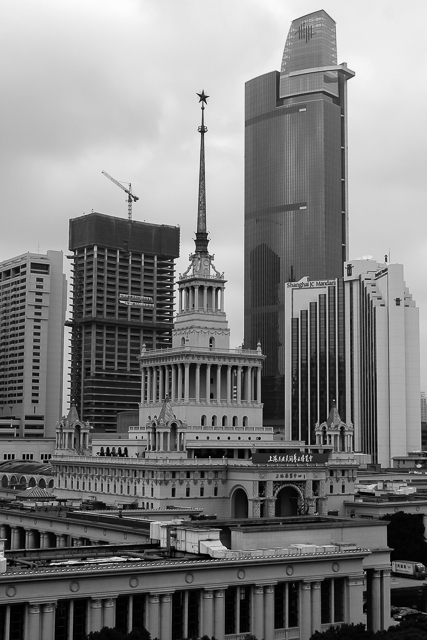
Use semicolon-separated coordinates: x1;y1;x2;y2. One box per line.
102;170;139;222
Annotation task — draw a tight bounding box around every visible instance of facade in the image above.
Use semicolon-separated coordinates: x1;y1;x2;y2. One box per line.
0;251;66;437
282;259;420;466
67;212;180;433
284;277;346;444
421;392;427;449
344;259;421;466
0;508;391;640
244;10;354;425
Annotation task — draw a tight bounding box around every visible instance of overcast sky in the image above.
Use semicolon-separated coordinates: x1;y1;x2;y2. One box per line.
1;0;427;394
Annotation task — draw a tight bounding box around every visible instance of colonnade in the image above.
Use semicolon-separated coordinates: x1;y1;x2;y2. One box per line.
179;282;224;313
141;362;262;405
0;574;381;640
0;524;97;550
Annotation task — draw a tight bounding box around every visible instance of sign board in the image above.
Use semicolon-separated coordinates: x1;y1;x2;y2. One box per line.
252;451;330;465
119;294;154;308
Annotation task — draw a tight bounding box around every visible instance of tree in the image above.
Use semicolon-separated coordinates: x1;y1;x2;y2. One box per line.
86;628;125;640
380;511;427;565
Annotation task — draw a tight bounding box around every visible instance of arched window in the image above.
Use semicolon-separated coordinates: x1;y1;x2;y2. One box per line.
243;416;248;426
201;415;207;426
222;416;228;426
212;415;217;426
209;337;215;349
232;416;238;426
181;337;186;346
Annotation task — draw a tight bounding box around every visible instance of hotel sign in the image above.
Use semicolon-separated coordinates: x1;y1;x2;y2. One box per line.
119;294;154;308
252;451;330;465
286;280;336;289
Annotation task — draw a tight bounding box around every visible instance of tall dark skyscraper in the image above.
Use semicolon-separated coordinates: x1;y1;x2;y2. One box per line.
68;213;179;432
244;10;354;425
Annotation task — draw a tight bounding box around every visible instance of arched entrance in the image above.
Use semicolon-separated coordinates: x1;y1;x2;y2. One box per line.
231;488;248;518
275;485;300;517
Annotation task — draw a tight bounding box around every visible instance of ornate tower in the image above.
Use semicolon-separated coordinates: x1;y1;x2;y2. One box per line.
139;94;265;435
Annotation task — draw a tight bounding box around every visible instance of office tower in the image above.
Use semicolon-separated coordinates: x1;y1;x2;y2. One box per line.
139;93;265;431
284;259;420;466
244;10;354;425
0;251;66;437
284;277;346;445
68;212;179;433
344;259;420;466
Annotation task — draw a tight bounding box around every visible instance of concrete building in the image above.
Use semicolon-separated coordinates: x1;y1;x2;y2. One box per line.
67;212;180;433
244;10;354;425
344;259;421;466
0;251;66;438
0;506;391;640
282;258;420;467
421;391;427;449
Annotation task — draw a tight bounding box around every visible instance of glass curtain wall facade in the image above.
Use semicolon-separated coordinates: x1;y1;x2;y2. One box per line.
285;279;346;444
68;213;179;433
244;10;354;424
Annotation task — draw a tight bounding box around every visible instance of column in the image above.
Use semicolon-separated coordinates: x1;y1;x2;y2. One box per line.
127;595;133;634
165;365;170;398
27;603;41;640
214;589;225;640
253;585;264;640
147;367;151;405
246;366;252;402
195;364;201;402
220;287;224;312
195;286;199;310
152;367;158;403
68;600;74;640
147;593;160;640
25;528;36;549
160;593;172;640
39;532;48;549
184;363;190;402
159;367;164;402
257;367;261;403
264;585;275;640
216;364;221;403
203;286;208;311
178;365;183;401
371;570;382;632
171;364;177;402
103;598;115;629
226;366;231;402
89;599;102;633
11;526;20;550
41;602;56;640
300;582;312;640
311;581;322;635
381;569;391;630
202;590;214;638
206;364;211;403
347;573;365;624
237;367;242;403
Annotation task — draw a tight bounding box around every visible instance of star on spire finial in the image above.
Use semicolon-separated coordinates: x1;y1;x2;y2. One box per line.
197;90;209;105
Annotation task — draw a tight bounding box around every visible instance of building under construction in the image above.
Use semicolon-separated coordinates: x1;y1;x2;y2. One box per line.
67;212;180;432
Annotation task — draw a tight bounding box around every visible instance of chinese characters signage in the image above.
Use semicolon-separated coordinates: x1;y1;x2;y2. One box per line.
252;451;329;465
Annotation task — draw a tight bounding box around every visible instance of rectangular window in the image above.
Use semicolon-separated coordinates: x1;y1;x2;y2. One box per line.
186;487;190;497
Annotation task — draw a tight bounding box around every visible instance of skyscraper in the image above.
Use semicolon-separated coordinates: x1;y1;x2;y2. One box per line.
0;251;66;437
244;10;354;425
68;213;179;432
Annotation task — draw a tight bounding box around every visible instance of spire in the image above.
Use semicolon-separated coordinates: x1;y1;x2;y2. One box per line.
196;90;209;254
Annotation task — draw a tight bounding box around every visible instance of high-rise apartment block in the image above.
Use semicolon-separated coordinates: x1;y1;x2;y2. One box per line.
68;212;179;433
0;251;66;437
284;260;421;465
244;10;354;424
